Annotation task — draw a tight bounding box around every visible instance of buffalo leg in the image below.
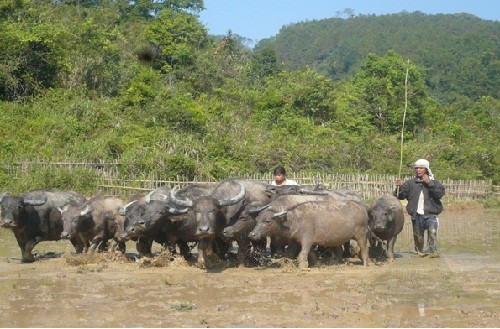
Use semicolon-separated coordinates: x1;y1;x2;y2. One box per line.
177;240;192;261
386;236;397;260
108;239;126;254
70;236;84;253
213;237;229;258
307;249;319;267
18;243;31;263
356;236;368;266
89;237;104;253
237;237;251;268
298;241;314;268
136;237;153;257
22;236;42;263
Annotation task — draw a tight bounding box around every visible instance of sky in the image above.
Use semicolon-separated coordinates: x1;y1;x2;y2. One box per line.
198;0;499;46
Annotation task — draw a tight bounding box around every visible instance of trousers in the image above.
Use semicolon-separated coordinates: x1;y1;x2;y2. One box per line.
411;214;439;253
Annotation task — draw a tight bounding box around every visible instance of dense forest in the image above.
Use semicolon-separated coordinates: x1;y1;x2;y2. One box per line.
0;0;498;194
256;11;499;102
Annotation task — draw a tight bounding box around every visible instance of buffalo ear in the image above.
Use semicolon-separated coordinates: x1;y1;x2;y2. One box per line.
367;209;373;222
117;207;126;216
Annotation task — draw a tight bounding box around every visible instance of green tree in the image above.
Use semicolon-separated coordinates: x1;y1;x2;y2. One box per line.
144;7;208;74
247;46;283;84
354;51;427;134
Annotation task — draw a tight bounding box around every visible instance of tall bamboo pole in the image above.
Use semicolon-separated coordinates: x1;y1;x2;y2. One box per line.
397;60;410;195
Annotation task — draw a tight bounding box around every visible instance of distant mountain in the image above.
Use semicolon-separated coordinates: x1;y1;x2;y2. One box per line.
256;12;499;102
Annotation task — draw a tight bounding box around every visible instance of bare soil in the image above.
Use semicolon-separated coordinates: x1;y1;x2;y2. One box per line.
0;209;498;328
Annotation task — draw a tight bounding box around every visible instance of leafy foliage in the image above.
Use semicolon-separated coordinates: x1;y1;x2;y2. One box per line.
0;3;498;195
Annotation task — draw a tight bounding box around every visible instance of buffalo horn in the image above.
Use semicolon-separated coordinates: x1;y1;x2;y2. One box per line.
249;203;270;214
23;195;48;206
218;182;246;207
169;186;193;208
80;204;92;216
168;207;188;215
272;210;287;218
118;200;138;216
144;190;155;203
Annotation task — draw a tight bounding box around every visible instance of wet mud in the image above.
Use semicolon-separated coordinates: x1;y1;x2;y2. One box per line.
0;209;498;327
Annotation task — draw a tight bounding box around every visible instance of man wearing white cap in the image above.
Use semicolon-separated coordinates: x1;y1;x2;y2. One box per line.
395;159;446;257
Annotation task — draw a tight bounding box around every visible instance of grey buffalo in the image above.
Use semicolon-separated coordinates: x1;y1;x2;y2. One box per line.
59;195;125;253
367;194;404;260
248;194;333;261
249;195;369;268
0;190;86;262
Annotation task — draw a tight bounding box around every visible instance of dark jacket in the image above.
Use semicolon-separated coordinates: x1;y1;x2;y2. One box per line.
394;177;445;216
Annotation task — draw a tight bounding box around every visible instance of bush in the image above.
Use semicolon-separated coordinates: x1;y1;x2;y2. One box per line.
0;165;100;195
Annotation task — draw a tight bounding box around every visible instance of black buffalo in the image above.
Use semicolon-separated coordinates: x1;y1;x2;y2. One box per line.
170;179;270;268
367;194;405;260
0;190;86;262
118;185;218;260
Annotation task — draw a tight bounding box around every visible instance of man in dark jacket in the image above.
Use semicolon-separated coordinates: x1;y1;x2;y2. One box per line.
395;159;445;257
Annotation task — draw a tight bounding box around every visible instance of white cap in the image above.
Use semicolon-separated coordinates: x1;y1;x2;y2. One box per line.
414;159;434;180
414;159;430;169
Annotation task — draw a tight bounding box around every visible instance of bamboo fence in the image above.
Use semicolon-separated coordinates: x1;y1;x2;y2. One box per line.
1;160;495;202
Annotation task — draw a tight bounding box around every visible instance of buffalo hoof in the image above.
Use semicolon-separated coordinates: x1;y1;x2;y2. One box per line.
197;261;211;270
21;256;35;263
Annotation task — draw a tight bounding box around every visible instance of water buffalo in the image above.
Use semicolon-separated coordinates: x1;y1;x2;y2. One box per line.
116;187;176;256
248;194;331;262
0;190;87;262
119;185;216;260
367;194;405;260
248;206;302;260
249;195;369;268
59;195;125;253
169;179;270;268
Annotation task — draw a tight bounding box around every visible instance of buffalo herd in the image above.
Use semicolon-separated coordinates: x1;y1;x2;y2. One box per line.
0;179;405;268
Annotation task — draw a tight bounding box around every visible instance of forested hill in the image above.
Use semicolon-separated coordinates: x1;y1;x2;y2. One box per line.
256;12;499;102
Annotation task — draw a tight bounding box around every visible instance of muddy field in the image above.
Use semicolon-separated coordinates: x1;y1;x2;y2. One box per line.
0;208;498;327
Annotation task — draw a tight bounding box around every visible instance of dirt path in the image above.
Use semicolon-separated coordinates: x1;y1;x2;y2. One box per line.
0;209;498;327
